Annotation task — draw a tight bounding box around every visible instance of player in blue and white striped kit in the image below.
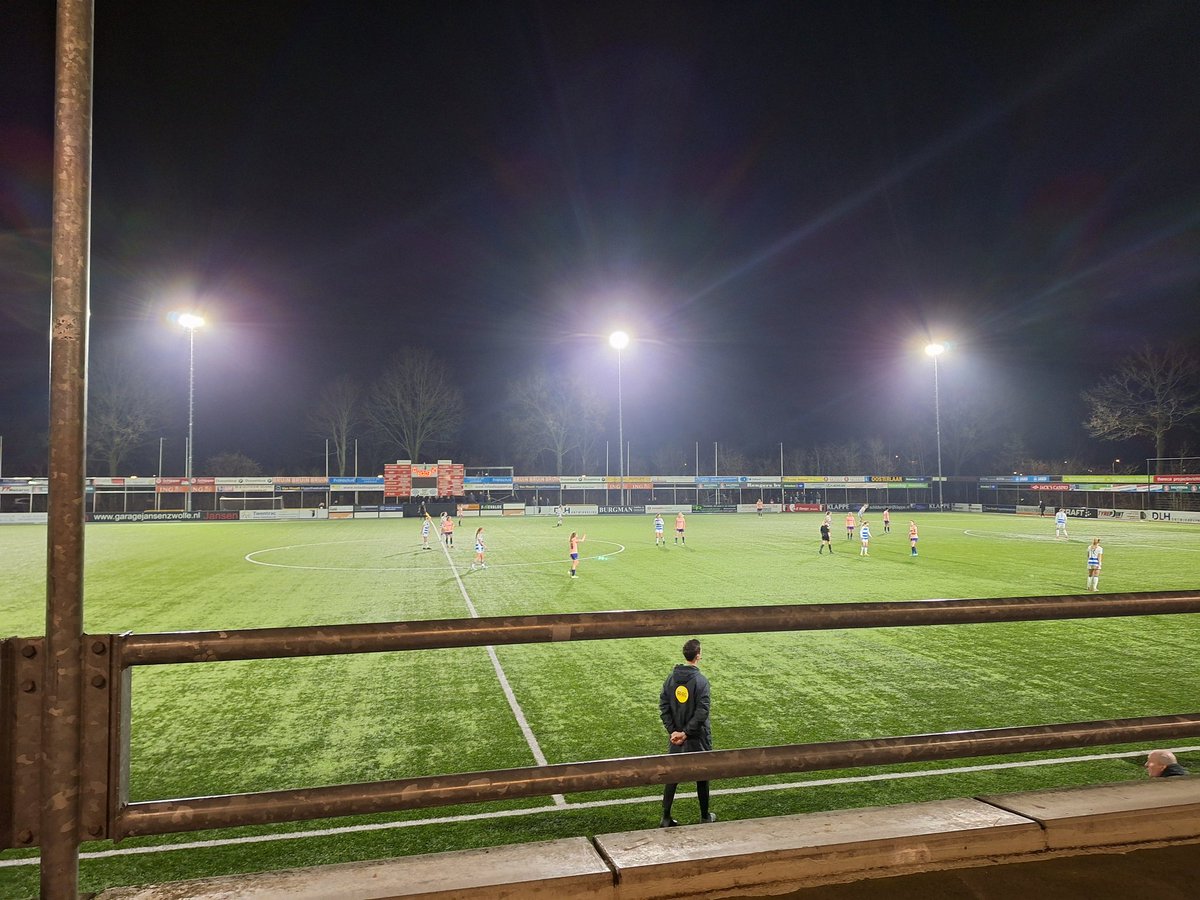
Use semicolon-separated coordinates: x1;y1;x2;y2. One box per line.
859;520;871;556
1086;538;1103;591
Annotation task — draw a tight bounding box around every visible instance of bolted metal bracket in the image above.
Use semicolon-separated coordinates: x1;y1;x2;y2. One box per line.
80;634;119;842
1;637;45;850
2;634;124;850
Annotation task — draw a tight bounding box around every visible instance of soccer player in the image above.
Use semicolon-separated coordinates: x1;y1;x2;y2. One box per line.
845;511;855;540
675;512;687;545
442;514;454;547
1086;537;1103;591
555;505;563;527
882;507;891;533
569;531;586;577
420;513;433;550
654;513;665;546
909;520;919;556
756;498;764;517
823;510;832;529
859;520;871;556
470;527;487;570
1055;508;1069;540
819;520;833;554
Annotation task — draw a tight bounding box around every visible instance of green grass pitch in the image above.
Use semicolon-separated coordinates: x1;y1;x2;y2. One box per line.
2;512;1199;895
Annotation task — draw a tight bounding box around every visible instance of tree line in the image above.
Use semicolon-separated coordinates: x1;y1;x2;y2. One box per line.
23;343;1200;478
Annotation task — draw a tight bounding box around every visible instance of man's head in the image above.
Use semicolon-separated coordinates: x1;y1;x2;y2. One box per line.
682;639;701;663
1145;749;1178;777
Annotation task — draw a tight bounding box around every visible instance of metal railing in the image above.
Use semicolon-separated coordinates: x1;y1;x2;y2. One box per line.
7;592;1200;853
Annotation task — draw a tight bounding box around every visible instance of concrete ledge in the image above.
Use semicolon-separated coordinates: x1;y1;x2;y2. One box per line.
981;776;1200;850
95;780;1200;899
96;836;614;899
594;798;1042;898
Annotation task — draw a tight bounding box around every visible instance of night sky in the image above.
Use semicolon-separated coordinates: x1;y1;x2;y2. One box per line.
2;1;1199;475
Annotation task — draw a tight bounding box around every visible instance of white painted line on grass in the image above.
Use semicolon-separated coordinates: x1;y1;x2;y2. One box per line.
440;539;567;808
5;744;1196;869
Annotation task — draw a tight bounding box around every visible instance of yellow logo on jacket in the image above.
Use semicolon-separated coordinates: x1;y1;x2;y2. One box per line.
675;685;689;703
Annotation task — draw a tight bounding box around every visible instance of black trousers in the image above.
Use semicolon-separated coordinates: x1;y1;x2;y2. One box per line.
662;779;710;817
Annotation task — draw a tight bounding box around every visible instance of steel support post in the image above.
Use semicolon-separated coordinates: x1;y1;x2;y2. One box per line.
42;0;95;895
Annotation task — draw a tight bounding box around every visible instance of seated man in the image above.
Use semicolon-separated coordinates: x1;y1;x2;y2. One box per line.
1144;749;1188;777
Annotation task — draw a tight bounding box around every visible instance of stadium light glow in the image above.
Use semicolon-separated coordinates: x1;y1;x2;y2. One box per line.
609;331;630;503
175;313;206;511
924;341;947;509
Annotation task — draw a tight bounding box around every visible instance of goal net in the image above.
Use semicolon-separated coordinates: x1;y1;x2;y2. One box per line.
218;495;284;511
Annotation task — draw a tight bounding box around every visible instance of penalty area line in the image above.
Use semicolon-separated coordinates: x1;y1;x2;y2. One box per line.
4;744;1195;869
440;539;567;808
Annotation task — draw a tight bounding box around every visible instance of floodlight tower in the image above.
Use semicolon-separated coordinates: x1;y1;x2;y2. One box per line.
924;342;946;510
177;313;205;511
609;330;630;505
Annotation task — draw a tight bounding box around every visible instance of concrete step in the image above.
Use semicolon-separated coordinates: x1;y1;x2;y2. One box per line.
96;777;1199;899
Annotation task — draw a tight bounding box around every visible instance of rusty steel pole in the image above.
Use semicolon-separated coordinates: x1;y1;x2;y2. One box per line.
42;0;94;896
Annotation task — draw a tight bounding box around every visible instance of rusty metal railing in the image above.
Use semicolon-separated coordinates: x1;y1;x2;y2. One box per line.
6;592;1200;854
119;591;1200;665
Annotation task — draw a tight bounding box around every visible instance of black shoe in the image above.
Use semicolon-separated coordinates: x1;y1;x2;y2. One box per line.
659;817;679;828
700;813;717;823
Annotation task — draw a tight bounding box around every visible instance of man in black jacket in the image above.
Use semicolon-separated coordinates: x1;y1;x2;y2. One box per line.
658;638;716;827
1144;749;1189;777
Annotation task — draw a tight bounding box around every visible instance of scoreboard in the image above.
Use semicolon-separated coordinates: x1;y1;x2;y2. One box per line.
383;461;464;499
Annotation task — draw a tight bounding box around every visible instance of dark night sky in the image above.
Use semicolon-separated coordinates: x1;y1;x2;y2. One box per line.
2;1;1199;474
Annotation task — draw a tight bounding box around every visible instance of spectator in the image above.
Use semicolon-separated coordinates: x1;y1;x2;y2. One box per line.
1144;749;1188;777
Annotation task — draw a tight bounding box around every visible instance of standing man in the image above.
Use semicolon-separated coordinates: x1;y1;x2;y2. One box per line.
674;511;687;545
859;519;871;556
1055;508;1069;540
1039;498;1046;517
659;639;716;827
1086;537;1103;592
819;519;833;554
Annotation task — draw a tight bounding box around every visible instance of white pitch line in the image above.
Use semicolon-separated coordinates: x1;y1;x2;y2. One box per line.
5;745;1196;869
244;538;626;572
440;538;567;808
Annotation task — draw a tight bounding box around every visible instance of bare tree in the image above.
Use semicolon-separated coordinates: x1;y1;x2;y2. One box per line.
864;437;894;476
508;372;575;475
89;348;168;476
1083;344;1200;465
308;375;362;476
369;348;464;463
508;371;607;475
204;451;262;476
574;386;607;475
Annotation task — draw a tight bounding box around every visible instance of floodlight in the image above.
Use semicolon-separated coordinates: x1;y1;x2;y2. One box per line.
609;330;630;350
178;313;205;330
924;342;946;357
